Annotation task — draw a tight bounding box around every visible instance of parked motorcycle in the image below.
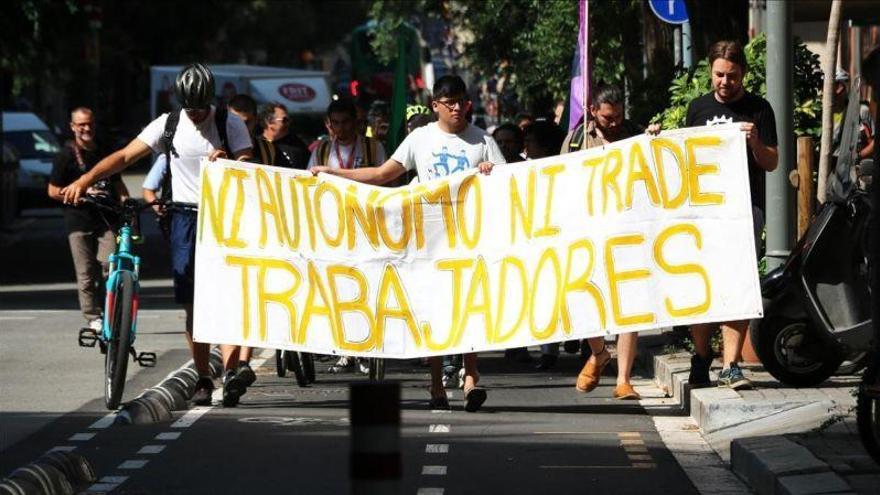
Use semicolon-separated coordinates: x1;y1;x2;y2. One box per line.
751;78;873;386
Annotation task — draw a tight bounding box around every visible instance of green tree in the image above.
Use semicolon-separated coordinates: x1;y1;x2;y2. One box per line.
368;0;674;124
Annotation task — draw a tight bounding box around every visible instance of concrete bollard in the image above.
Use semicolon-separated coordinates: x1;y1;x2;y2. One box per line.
116;395;172;425
9;463;73;495
36;451;96;488
350;382;401;495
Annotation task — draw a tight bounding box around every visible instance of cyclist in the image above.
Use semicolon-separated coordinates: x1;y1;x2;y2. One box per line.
61;64;254;407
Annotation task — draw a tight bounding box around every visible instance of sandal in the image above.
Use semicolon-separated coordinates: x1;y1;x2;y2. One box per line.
464;386;487;412
576;347;611;393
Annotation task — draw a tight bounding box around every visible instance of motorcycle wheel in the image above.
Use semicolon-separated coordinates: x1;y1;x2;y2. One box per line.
753;317;843;387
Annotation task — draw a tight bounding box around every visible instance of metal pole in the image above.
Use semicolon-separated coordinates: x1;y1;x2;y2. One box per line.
765;0;793;270
682;21;693;69
674;26;682;67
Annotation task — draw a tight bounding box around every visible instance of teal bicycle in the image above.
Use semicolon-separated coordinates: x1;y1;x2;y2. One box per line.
77;196;188;409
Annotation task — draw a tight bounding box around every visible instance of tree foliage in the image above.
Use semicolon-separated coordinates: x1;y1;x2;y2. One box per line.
369;0;673;123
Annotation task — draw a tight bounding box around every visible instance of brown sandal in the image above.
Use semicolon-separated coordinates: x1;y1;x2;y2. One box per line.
576;347;611;393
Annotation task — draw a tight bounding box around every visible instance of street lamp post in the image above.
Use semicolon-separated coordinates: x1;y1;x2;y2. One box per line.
765;0;793;270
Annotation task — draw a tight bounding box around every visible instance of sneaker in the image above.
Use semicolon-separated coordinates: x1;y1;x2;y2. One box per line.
235;362;257;387
718;363;753;390
88;318;103;331
222;370;245;407
688;354;713;388
357;358;370;375
191;377;214;406
442;366;459;389
457;368;465;389
329;356;355;374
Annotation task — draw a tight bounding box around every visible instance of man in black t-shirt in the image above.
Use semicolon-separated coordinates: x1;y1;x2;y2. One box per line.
685;41;779;392
47;107;128;330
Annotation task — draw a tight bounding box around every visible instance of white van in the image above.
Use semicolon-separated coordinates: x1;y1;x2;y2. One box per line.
2;112;61;208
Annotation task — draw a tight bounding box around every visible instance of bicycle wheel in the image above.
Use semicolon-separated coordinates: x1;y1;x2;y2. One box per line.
284;351;308;387
368;358;386;382
105;272;134;410
275;350;287;377
301;353;316;383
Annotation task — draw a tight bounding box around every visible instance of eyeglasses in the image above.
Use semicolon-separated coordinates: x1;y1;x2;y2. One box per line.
435;98;468;111
272;117;290;124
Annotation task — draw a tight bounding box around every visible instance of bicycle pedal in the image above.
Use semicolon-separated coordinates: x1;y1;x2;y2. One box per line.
78;328;98;348
136;351;157;368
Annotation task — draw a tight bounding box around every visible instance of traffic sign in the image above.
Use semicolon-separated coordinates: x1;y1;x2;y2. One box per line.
649;0;689;24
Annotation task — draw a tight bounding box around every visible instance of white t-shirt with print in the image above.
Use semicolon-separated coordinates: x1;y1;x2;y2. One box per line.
137;107;252;203
306;137;386;170
391;122;506;182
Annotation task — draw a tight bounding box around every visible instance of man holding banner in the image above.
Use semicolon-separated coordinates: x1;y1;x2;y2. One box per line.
684;40;778;390
311;74;506;412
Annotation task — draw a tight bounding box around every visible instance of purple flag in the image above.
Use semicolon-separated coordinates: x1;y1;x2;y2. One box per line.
568;0;590;130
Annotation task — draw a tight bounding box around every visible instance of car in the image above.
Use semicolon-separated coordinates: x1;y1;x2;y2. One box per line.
2;112;61;209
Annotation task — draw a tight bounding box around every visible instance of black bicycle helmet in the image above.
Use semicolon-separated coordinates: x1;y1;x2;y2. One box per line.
175;63;215;109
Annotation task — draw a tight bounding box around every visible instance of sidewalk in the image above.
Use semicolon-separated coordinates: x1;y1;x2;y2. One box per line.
640;333;880;494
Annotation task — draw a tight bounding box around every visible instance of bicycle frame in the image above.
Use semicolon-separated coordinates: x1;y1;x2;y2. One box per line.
102;224;141;344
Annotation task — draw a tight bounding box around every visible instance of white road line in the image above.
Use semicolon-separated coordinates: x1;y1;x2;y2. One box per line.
86;483;119;492
46;446;76;453
171;407;210;428
99;476;128;484
68;433;96;441
89;412;117;429
416;489;444;495
623;445;648;453
137;445;166;454
431;409;452;413
155;432;181;440
421;465;447;475
118;460;148;469
620;439;644;446
425;444;449;454
618;431;641;438
428;424;450;433
445;391;452;398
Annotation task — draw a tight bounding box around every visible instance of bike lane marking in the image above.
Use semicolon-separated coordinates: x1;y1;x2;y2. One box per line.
421;422;450;494
89;412;117;429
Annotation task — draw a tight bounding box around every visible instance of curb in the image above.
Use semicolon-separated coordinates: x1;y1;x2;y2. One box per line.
731;436;854;495
645;345;851;460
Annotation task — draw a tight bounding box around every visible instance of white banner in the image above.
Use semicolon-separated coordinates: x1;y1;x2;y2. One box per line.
193;123;761;358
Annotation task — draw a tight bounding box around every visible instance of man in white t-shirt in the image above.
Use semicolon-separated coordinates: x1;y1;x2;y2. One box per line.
62;64;253;407
311;75;505;412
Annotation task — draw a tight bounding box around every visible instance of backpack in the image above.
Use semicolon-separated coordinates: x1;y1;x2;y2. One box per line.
315;136;380;169
159;107;231;201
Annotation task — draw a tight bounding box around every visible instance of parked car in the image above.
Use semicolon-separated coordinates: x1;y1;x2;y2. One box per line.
2;112;61;209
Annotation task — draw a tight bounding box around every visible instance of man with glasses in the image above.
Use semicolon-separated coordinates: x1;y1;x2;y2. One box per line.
311;75;505;412
62;64;254;407
48;106;129;332
254;102;309;169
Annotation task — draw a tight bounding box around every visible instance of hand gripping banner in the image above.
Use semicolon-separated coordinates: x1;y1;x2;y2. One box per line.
193;123;761;358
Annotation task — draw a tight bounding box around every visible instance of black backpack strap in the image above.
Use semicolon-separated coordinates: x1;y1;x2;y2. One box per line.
364;137;374;167
160;111;180;200
214;107;231;156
